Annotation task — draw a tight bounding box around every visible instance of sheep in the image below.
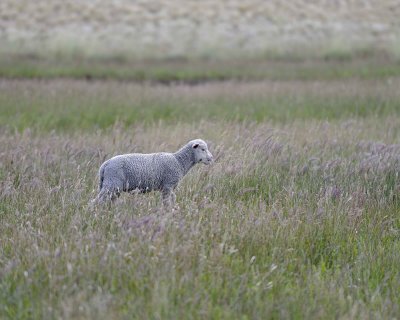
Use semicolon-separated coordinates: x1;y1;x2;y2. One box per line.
93;139;213;207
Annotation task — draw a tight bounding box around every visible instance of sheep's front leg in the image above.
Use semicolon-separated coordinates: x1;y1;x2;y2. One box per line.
161;188;174;209
171;191;176;206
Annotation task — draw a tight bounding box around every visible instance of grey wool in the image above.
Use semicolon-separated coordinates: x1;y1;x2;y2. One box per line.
93;139;213;206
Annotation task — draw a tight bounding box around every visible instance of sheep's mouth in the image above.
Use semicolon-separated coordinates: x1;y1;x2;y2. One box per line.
199;158;212;165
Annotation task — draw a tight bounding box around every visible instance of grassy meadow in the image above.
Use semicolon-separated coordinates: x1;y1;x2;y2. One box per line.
0;57;400;319
1;52;400;82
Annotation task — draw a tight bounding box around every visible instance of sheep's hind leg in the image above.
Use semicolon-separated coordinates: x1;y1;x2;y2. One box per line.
94;187;120;205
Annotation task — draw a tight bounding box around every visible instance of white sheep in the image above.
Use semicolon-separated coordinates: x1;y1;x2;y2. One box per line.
93;139;213;206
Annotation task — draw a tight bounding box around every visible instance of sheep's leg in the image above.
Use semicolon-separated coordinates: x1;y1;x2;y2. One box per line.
161;188;173;209
91;190;105;205
170;191;181;211
94;187;120;204
171;191;176;206
161;187;179;211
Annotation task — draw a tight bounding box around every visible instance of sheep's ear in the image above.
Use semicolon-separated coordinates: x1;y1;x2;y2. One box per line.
192;143;199;149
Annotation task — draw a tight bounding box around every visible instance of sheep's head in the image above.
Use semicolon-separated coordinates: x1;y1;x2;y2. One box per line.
192;139;213;165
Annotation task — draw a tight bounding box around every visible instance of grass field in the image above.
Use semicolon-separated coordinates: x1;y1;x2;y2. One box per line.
1;0;400;60
2;1;400;318
0;59;400;319
1;52;400;82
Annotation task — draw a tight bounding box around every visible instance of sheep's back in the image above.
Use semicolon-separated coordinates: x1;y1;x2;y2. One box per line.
112;152;179;191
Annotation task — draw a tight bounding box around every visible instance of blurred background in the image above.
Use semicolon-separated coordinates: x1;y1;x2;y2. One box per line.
0;0;399;77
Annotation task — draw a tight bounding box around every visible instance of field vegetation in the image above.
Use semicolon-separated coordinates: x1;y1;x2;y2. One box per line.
1;52;400;82
1;0;399;60
1;60;400;318
1;1;400;318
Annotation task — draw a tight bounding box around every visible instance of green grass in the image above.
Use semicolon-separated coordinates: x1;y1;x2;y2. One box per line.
1;78;400;132
0;71;400;319
1;52;400;82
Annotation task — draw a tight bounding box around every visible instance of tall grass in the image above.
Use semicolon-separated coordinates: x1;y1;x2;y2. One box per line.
0;77;399;318
1;120;399;319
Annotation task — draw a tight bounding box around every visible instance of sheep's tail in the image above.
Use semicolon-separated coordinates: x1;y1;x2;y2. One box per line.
99;163;106;191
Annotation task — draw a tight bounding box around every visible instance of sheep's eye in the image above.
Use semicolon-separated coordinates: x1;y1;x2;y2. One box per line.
202;149;205;151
